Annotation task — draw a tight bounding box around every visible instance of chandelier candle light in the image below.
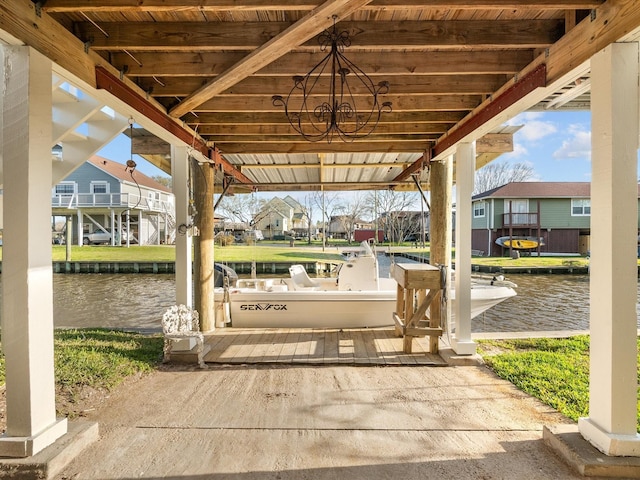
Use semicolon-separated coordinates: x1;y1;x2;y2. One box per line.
272;17;392;143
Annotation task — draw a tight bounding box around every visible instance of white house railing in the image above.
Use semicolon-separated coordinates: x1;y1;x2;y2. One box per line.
52;192;175;216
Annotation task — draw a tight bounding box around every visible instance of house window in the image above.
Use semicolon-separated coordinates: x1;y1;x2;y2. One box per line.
90;181;109;194
571;199;590;216
55;182;76;194
473;201;486;218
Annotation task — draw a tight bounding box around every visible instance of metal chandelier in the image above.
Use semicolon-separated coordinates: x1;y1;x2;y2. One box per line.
272;17;392;143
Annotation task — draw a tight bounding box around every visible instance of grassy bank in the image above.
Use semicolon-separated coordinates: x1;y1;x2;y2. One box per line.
42;244;594;268
478;335;640;432
0;329;163;421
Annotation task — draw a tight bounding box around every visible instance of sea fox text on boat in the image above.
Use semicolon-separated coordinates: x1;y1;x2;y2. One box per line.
239;303;288;311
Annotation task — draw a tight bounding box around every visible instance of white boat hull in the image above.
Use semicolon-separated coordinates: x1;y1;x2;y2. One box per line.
218;282;516;329
214;243;517;329
228;289;397;328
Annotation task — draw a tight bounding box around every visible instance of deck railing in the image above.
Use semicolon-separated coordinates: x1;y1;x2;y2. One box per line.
52;192;175;216
502;212;539;227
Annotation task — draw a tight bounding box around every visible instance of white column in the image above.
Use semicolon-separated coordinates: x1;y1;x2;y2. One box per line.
110;208;116;246
77;209;83;246
452;142;476;355
578;42;640;456
0;46;67;457
172;145;193;307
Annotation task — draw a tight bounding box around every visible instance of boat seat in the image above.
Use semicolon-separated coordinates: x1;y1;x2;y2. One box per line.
289;264;320;290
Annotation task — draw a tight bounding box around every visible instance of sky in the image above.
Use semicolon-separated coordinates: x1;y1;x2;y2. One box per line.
98;109;597;184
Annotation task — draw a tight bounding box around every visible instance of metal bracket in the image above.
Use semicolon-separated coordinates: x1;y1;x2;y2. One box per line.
590;9;596;22
34;2;43;17
83;40;92;54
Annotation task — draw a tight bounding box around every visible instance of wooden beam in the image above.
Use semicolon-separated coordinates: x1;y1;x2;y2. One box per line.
139;74;509;97
0;0;97;87
209;133;438;143
193;94;482;112
431;0;640;161
475;133;514;153
184;111;466;125
169;0;375;117
214;142;431;154
95;66;254;185
113;51;533;77
79;20;562;52
240;162;409;169
132;135;170;155
196;123;451;136
433;64;547;157
43;0;604;13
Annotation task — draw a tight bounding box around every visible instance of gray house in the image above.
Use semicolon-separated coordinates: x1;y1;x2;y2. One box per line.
472;182;640;256
52;155;175;245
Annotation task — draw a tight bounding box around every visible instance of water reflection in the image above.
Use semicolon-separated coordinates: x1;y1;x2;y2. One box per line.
1;260;637;333
53;274;175;330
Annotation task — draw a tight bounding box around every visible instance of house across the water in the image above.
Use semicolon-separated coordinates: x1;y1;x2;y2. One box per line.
472;182;640;256
51;155;175;246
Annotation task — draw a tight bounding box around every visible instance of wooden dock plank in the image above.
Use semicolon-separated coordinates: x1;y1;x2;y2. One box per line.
203;327;444;366
277;329;301;362
308;329;325;362
260;329;289;363
323;329;339;363
338;329;355;364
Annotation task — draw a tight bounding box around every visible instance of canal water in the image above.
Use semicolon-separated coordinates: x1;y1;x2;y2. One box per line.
3;254;639;333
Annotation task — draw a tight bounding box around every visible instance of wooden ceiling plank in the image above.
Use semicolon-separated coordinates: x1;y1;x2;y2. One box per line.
113;51;533;77
430;0;640;163
79;20;562;51
168;0;376;117
192;94;482;112
196;123;450;135
139;74;509;97
214;142;430;153
0;0;97;87
241;162;409;169
183;111;466;124
43;0;603;13
210;133;439;142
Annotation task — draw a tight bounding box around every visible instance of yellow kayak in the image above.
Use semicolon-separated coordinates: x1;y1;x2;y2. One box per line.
495;236;544;250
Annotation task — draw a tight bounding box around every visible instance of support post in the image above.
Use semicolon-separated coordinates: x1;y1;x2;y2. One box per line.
452;142;476;355
429;155;453;353
172;146;193;307
0;46;67;457
194;160;216;331
77;209;83;246
578;42;640;456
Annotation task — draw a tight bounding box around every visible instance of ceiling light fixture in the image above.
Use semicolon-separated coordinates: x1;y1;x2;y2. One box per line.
272;16;392;143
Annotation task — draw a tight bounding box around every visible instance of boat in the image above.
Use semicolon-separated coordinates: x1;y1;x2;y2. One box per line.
495;236;545;250
214;241;517;329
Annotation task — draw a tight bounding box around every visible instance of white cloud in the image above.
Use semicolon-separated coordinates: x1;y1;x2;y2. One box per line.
508;112;557;140
553;126;591;160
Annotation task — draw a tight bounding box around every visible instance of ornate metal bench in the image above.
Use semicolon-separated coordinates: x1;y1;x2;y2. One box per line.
161;305;205;368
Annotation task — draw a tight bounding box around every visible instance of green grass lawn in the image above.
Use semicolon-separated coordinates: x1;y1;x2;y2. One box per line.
0;329;163;418
478;336;640;432
40;244;596;268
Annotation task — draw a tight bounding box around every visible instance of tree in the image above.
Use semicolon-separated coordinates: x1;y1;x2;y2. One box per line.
152;175;172;188
335;193;367;244
364;190;420;243
301;194;315;243
473;161;536;195
311;191;344;244
215;194;263;224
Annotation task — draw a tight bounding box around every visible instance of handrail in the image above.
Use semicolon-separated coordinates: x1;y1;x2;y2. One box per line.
51;193;175;215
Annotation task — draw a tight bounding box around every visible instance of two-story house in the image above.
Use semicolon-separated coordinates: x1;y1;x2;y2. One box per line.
52;155;175;246
253;195;308;239
471;182;640;256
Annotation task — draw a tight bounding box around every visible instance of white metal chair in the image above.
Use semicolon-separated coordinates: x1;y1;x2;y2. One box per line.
161;304;205;368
